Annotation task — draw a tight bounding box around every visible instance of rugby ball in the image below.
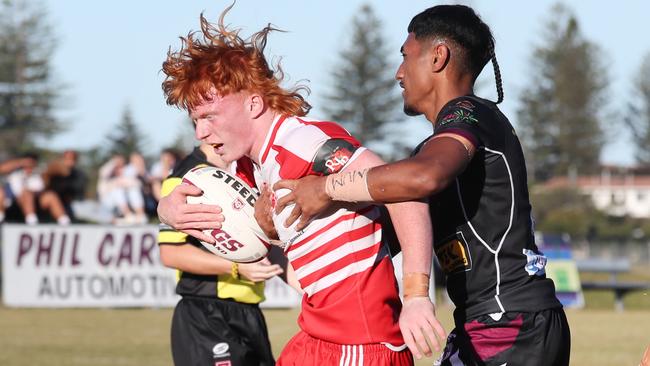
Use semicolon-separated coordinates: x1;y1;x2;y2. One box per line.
182;166;271;263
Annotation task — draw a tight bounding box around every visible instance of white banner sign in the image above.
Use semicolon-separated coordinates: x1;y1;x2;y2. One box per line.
1;224;301;308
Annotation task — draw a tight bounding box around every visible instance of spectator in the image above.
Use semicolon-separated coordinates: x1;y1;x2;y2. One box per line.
150;148;181;203
5;152;70;225
97;154;147;225
0;156;38;223
43;150;88;221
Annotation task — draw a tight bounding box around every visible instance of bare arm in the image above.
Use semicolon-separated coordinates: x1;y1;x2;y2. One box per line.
266;245;304;295
274;134;474;229
341;150;445;357
0;157;35;175
367;134;474;202
160;243;283;282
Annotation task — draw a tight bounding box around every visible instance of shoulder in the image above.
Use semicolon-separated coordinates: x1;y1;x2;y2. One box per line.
275;116;359;147
434;96;500;146
265;116;362;179
437;97;485;127
268;116;359;165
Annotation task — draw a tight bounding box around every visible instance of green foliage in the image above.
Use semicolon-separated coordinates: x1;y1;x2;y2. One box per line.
0;0;63;158
541;207;593;239
531;187;597;239
531;186;650;241
625;52;650;167
322;4;402;146
104;105;148;158
518;3;608;182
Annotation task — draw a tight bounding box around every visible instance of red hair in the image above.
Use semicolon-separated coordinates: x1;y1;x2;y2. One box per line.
162;5;311;116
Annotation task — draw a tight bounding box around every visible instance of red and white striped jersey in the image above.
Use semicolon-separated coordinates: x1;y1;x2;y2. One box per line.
256;115;405;346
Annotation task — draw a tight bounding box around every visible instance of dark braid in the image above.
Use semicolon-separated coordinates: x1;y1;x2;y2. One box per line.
489;41;504;104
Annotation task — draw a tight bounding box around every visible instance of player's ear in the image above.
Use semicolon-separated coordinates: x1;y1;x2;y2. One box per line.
431;42;450;73
247;93;266;119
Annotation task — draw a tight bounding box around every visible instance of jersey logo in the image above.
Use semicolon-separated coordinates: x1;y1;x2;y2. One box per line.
435;232;473;274
456;100;475;111
212;342;232;364
212;342;230;356
440;108;479;126
523;249;547;276
311;139;358;175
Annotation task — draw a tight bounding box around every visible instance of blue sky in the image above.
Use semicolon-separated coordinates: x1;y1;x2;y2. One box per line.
43;0;650;166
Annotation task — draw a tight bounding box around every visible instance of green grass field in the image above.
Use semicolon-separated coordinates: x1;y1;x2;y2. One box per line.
1;291;648;366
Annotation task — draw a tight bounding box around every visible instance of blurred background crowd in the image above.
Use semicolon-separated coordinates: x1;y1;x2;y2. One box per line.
0;147;182;225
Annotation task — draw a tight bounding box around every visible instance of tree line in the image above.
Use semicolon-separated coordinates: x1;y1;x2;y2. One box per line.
2;0;650;240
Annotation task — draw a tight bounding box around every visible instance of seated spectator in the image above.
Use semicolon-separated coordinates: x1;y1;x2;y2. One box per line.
98;154;147;225
5;152;70;225
150;148;181;203
43;150;88;221
0;156;38;223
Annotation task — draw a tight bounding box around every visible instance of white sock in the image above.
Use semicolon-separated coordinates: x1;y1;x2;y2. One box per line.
57;215;71;225
25;213;39;225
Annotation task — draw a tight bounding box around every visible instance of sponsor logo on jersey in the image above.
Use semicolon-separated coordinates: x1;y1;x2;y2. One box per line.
311;139;358;175
212;342;230;355
212;342;232;364
523;249;547;276
440;109;479;126
435;233;473;274
456;100;475;111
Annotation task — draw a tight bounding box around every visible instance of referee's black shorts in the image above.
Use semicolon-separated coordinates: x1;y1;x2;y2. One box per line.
438;307;570;366
171;296;275;366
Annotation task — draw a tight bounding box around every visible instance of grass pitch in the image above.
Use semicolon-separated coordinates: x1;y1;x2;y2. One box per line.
0;293;648;366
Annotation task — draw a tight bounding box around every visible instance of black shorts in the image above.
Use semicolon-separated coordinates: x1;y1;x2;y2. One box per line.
438;307;570;366
171;296;275;366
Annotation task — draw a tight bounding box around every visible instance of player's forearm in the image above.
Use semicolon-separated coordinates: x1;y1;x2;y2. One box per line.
384;200;433;276
327;137;470;203
326;159;444;203
285;263;304;295
159;244;232;275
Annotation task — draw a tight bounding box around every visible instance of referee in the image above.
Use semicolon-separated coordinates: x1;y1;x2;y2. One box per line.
157;143;284;366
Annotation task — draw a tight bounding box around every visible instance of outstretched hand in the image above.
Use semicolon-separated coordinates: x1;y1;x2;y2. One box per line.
238;257;284;282
399;297;447;360
157;183;224;244
273;175;331;231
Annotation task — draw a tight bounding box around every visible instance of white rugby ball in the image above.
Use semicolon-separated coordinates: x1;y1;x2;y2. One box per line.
182;166;271;263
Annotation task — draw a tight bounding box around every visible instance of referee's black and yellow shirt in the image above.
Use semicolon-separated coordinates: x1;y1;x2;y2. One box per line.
157;147;265;304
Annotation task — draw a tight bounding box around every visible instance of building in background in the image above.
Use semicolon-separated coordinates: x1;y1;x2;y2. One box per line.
543;166;650;218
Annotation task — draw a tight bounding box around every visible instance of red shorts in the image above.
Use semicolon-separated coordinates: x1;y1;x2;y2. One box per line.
276;330;413;366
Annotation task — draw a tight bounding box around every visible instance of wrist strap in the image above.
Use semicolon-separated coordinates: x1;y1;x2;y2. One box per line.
403;272;430;300
325;168;373;202
231;262;239;280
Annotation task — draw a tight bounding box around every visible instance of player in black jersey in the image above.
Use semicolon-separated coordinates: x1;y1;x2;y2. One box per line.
158;143;285;366
273;5;570;366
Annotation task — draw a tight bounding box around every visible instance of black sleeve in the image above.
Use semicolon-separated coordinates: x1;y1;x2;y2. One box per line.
310;138;360;176
434;98;482;148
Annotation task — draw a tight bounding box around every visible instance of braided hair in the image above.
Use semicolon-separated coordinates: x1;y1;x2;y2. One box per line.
408;5;504;104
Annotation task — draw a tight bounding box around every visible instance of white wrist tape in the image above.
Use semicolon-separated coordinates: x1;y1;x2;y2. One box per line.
325;168;373;202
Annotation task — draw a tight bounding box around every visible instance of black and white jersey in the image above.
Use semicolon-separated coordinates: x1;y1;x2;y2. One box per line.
414;95;562;321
